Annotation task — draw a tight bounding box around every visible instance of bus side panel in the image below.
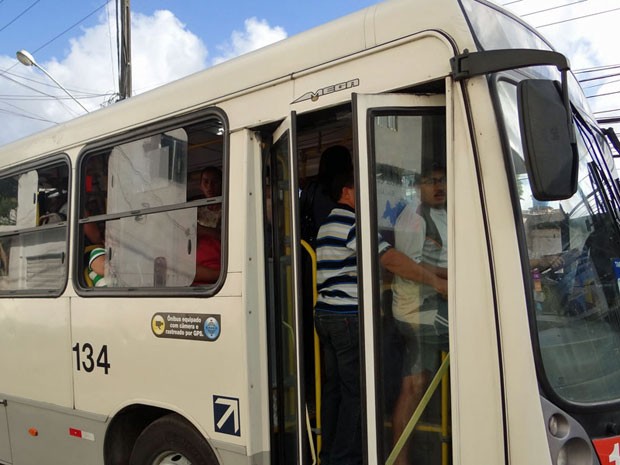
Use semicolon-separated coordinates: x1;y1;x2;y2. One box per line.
0;298;73;408
5;401;104;465
70;289;247;447
291;35;452;117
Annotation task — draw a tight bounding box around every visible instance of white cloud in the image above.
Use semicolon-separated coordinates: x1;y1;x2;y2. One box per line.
0;9;287;147
130;10;208;93
212;17;287;65
507;0;620;119
0;6;207;146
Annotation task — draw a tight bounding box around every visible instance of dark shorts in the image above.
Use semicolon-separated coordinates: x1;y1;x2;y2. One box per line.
395;296;449;376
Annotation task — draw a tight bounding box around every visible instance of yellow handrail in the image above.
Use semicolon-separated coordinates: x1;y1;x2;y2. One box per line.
386;352;451;465
301;239;322;461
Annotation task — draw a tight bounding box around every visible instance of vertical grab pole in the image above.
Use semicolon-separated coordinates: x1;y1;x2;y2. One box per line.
301;240;321;462
441;351;450;465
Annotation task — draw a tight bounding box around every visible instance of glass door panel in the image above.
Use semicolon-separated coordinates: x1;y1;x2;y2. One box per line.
353;93;451;465
263;116;307;464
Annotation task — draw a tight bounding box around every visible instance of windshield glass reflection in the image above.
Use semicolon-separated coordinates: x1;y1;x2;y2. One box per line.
497;78;620;403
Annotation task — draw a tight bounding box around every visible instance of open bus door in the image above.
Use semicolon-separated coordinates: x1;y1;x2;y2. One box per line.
353;92;454;465
262;114;310;465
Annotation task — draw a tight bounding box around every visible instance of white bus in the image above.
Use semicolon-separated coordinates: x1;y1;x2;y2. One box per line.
1;0;620;464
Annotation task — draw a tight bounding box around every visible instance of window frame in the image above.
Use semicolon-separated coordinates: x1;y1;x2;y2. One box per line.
73;107;230;297
0;153;71;298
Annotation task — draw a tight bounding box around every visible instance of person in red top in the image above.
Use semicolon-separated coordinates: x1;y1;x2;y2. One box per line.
192;167;222;285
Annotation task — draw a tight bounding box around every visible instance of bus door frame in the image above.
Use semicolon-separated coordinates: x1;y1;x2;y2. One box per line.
352;92;450;464
264;114;309;464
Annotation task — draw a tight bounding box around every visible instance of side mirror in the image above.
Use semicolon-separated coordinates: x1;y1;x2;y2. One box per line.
518;79;578;200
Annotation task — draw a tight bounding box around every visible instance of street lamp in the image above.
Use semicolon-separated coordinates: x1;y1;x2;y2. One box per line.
16;49;90;114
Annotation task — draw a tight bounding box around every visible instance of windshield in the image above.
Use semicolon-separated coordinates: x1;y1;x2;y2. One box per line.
460;0;553;52
496;76;620;405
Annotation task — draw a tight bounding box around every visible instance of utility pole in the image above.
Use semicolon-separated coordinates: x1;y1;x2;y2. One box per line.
119;0;132;100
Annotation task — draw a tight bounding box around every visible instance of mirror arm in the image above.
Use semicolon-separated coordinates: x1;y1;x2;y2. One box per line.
560;69;578;160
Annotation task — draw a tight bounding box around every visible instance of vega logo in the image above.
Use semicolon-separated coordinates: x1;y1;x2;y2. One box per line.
292;78;360;104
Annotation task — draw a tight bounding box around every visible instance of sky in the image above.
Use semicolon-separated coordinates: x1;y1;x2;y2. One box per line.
0;0;618;148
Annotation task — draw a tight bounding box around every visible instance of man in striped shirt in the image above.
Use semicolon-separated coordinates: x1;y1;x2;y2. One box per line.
314;146;445;465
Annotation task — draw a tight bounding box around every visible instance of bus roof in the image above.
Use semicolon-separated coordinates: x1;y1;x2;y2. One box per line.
1;0;481;163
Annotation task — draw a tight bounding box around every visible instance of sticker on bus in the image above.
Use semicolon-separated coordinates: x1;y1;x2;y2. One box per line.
213;396;240;436
151;313;221;341
592;436;620;465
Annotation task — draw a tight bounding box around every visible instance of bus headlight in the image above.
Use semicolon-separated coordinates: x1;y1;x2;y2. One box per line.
557;438;593;465
549;413;569;439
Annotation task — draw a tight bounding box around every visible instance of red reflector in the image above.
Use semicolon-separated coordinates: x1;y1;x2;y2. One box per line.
69;428;82;438
592;436;620;465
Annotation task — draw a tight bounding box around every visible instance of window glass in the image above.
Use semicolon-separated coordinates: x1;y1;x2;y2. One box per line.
0;162;69;292
497;78;620;404
79;117;225;290
370;109;451;464
460;0;552;52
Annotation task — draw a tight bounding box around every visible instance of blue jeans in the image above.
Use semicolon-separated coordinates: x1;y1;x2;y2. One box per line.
315;313;362;465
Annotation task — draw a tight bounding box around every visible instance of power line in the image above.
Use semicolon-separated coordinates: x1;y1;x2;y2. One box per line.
586;90;620;98
0;70;60;100
583;78;620;91
521;0;586;18
0;93;112;101
0;1;110;83
0;71;81;116
106;1;118;97
536;7;620;28
575;64;620;75
580;72;620;84
586;90;620;99
594;108;620;115
0;107;58;125
2;69;110;97
0;0;42;33
32;1;110;55
0;101;58;124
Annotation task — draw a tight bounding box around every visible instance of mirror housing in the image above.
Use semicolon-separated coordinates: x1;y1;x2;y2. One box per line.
517;79;578;200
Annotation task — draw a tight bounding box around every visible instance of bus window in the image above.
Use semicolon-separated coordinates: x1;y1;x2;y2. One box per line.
369;109;450;464
78;116;225;290
0;161;69;292
497;79;620;404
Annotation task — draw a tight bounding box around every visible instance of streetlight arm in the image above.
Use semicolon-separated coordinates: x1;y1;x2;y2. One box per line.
16;49;89;114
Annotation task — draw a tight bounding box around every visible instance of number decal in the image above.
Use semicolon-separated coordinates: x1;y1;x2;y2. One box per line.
73;343;110;375
82;343;94;372
96;345;111;374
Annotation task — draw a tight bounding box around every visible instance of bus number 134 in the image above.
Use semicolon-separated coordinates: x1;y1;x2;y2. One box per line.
72;342;111;375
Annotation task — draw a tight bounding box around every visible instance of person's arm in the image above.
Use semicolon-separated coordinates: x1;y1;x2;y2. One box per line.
420;262;448;280
84;221;103;244
197;223;221;239
380;248;447;298
194;265;220;284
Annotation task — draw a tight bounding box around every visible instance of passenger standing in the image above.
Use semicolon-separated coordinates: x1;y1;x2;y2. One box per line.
391;163;448;465
193;167;222;285
315;147;443;465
